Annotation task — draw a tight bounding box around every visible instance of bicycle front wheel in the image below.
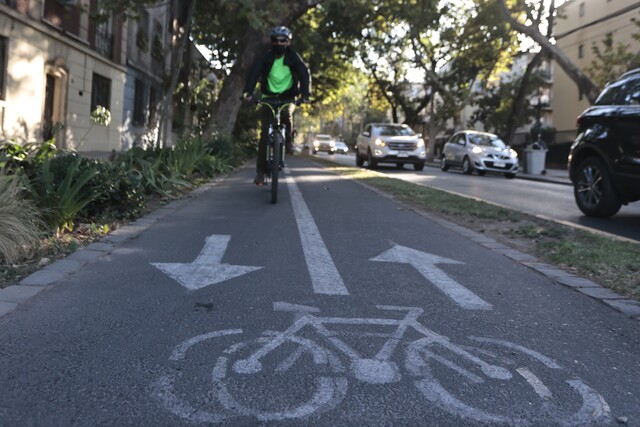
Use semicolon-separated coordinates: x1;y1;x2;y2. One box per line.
212;334;347;422
270;133;283;204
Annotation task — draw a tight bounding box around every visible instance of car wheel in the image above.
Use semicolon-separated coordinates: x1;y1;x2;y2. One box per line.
413;161;425;171
504;172;516;179
462;156;473;175
367;149;378;169
355;149;364;167
440;156;449;172
573;157;622;218
312;150;317;155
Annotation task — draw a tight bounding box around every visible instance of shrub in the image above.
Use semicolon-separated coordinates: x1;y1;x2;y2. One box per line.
81;160;146;221
0;174;44;264
30;153;102;234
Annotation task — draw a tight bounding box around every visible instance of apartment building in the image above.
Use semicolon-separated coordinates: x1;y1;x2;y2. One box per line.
0;0;206;156
553;0;640;138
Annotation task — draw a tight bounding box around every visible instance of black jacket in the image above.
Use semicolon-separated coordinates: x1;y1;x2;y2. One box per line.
244;48;311;99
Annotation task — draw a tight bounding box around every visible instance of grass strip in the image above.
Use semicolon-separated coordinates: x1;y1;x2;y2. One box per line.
321;163;639;301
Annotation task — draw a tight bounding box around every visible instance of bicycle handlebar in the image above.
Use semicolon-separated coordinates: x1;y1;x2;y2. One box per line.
239;96;311;107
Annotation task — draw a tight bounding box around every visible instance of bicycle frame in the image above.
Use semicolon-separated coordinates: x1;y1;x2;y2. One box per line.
233;302;510;384
250;98;299;204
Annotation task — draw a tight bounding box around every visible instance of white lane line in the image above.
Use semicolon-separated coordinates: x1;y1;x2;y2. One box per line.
285;172;349;295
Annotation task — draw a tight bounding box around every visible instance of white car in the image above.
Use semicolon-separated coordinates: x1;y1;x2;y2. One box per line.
335;141;349;154
312;134;336;154
441;130;519;178
355;123;426;170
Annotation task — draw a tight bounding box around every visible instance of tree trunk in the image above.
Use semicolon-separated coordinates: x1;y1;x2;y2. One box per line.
156;0;197;147
207;25;263;136
505;52;543;145
498;0;599;103
205;0;325;138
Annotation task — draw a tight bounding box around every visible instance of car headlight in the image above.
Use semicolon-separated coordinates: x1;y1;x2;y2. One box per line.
330;141;335;146
374;138;385;147
509;149;518;158
416;139;425;147
313;141;319;147
471;145;483;154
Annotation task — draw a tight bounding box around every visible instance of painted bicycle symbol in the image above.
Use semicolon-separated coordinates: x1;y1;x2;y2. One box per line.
153;302;610;425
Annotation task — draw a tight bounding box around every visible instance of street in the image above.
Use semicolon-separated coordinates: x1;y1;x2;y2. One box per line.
0;157;638;426
325;152;640;242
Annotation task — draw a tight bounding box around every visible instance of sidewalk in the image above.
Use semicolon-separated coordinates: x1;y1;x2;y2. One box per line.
517;167;571;185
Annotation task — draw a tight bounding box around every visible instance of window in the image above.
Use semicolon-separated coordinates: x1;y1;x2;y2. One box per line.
622;78;640;105
0;36;6;101
579;2;585;17
133;78;146;125
578;44;584;59
91;73;111;111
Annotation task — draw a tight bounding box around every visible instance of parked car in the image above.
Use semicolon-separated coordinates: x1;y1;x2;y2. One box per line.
568;68;640;218
335;141;349;154
312;134;336;154
440;130;519;179
355;123;426;170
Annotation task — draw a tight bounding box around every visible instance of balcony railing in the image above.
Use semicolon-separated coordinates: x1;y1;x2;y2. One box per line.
95;27;113;60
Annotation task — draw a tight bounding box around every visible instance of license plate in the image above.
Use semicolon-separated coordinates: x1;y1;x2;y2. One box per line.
493;161;505;167
397;152;409;158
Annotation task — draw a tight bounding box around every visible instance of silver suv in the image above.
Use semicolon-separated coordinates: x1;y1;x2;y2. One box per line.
355;123;426;171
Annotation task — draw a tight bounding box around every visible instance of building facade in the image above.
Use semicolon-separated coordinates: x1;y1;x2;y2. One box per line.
553;0;640;139
0;0;207;156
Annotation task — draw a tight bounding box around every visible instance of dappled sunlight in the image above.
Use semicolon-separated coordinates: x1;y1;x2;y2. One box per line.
289;170;345;184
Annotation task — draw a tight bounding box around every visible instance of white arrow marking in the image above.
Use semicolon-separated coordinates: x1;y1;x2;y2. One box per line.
151;235;263;290
371;244;492;310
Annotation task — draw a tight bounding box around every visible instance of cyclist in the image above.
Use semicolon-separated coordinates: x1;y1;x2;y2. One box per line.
243;26;311;185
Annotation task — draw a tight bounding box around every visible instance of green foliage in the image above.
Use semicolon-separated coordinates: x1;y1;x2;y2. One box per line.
469;73;542;136
190;78;218;136
0;174;44;264
585;28;640;91
30;153;102;234
82;161;146;221
115;147;191;198
0;140;57;175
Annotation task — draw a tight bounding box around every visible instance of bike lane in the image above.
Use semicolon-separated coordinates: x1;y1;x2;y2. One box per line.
0;158;638;426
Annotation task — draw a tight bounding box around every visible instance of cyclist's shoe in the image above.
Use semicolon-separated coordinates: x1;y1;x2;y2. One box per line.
253;173;265;186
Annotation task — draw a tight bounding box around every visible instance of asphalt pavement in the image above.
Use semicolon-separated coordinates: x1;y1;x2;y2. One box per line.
0;158;638;425
0;160;636;323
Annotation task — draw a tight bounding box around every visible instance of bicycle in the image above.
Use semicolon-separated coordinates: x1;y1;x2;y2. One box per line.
242;96;303;204
155;301;611;424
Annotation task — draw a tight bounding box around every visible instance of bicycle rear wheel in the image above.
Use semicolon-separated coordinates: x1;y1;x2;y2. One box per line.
270;133;283;204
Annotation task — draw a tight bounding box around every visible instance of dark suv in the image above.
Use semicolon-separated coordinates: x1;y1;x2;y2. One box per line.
568;69;640;217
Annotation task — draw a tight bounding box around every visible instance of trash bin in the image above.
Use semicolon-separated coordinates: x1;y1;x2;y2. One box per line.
524;143;548;175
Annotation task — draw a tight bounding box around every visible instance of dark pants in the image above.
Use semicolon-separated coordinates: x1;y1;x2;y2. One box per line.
257;103;295;174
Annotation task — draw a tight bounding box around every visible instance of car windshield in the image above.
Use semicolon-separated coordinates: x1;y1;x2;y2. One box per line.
468;133;507;148
374;125;415;136
316;135;332;141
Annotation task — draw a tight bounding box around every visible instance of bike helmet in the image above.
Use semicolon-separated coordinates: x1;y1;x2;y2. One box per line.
270;26;292;40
